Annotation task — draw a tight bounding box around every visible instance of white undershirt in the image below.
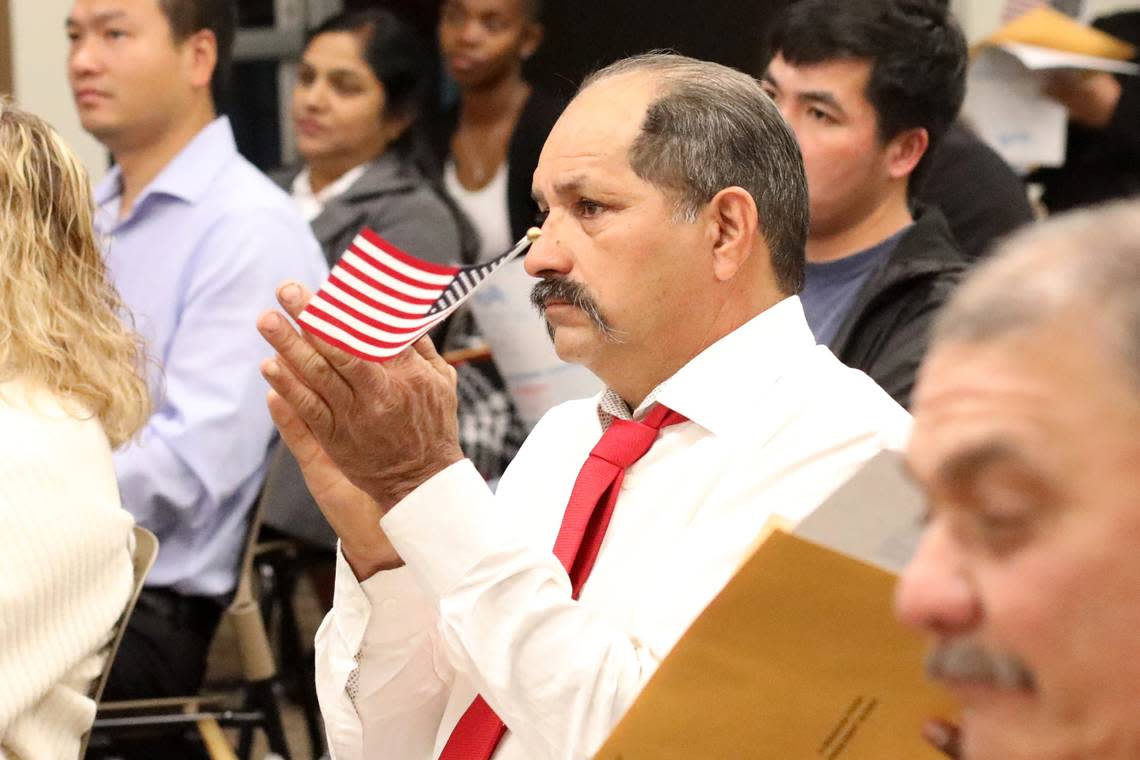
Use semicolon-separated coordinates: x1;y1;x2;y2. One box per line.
291;164;368;223
444;158;511;261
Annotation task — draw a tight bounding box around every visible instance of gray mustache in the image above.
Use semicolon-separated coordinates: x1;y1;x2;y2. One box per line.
926;640;1036;691
529;277;624;343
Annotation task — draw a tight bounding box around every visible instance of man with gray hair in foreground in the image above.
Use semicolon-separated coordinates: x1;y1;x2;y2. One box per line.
895;200;1140;760
258;53;910;759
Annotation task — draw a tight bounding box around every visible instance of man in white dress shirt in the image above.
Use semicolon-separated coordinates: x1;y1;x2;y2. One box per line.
258;53;912;760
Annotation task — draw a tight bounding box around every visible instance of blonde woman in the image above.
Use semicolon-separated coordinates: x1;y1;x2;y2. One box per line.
0;102;150;759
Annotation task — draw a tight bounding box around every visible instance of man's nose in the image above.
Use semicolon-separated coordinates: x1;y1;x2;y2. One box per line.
457;18;483;46
299;81;328;111
68;36;101;78
523;214;572;279
894;520;982;636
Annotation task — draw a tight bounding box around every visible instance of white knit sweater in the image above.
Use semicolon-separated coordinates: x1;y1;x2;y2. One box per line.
0;378;134;759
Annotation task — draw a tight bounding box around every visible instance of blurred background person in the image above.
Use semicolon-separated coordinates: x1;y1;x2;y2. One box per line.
761;0;971;409
429;0;601;437
430;0;556;250
0;101;150;759
278;8;471;267
896;200;1140;760
66;0;326;701
1031;8;1140;212
262;7;521;607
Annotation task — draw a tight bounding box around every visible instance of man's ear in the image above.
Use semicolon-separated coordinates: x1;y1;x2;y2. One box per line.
183;29;218;93
705;186;758;283
886;126;929;180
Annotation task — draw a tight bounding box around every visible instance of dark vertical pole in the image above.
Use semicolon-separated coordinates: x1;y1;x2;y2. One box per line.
0;0;13;97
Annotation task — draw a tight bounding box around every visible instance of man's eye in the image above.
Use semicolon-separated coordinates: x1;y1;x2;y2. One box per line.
807;107;833;123
533;208;549;226
105;28;127;40
576;199;603;218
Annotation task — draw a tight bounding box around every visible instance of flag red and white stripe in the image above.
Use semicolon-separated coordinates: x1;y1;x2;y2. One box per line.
298;228;532;362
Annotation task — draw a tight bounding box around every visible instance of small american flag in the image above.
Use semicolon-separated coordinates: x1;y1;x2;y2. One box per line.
298;228;533;362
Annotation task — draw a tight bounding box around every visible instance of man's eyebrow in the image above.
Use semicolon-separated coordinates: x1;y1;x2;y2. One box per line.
66;10;129;28
799;90;845;115
936;439;1026;487
761;70;779;88
532;175;592;206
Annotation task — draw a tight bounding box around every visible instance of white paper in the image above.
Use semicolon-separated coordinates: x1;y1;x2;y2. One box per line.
794;450;924;574
963;46;1069;169
998;41;1140;74
467;259;602;426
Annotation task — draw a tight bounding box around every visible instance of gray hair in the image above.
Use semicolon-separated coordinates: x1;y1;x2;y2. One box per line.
581;52;809;294
933;200;1140;385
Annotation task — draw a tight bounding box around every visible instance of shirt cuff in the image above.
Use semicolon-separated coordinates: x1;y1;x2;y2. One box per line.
380;459;502;603
332;544;437;651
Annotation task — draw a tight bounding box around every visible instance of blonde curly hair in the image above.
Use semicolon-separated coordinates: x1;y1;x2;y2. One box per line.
0;100;150;447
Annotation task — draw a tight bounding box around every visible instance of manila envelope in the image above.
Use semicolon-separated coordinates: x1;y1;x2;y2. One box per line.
981;5;1136;61
594;453;956;759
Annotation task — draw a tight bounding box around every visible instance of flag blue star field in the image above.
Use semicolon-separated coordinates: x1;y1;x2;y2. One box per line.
298;228;533;361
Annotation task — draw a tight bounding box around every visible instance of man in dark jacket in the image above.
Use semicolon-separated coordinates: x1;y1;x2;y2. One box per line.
761;0;971;408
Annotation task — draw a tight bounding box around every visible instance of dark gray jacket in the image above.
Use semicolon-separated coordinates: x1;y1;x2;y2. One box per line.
829;207;969;410
263;151;475;549
272;151;472;268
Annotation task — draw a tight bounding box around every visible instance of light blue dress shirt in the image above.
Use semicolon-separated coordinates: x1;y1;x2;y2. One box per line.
94;117;327;598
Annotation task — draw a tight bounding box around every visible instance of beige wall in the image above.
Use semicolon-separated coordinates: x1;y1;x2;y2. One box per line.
9;0;107;180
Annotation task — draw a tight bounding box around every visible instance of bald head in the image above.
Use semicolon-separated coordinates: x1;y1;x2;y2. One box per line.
932;200;1140;390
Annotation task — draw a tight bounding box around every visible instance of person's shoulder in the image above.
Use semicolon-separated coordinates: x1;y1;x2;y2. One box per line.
787;347;912;441
210;152;304;216
891;207;971;275
193;155;321;260
0;379;114;470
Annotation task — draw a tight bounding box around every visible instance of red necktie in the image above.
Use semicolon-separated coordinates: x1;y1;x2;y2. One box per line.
438;403;688;760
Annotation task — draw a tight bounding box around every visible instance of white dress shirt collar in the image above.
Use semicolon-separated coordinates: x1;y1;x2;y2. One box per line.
291;163;369;223
597;296;815;438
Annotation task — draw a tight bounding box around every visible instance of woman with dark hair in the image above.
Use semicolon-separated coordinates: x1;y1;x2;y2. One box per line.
264;9;523;586
278;8;469;264
429;0;601;430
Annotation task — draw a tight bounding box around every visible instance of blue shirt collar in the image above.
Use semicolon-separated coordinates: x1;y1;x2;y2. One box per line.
94;116;238;210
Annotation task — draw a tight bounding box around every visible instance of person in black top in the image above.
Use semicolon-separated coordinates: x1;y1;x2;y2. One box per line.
428;0;564;244
760;0;972;409
1030;10;1140;213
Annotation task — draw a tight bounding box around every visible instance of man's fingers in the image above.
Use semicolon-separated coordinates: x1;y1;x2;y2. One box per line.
276;280;314;320
258;308;355;409
274;280;388;391
266;388;325;468
261;356;336;441
411;334;457;383
923;718;962;759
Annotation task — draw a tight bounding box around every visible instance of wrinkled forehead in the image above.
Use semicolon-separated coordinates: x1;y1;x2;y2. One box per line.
69;0;160;23
908;325;1140;482
538;73;657;172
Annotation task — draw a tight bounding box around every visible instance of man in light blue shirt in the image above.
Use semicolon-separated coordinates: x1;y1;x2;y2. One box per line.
67;0;326;699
